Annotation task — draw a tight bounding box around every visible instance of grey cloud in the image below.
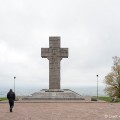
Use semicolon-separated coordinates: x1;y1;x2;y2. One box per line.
0;0;120;87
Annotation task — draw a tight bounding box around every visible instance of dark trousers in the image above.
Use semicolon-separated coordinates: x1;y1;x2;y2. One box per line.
9;99;14;111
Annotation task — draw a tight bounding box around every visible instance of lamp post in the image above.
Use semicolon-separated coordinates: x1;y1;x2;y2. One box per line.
96;75;98;99
14;76;16;93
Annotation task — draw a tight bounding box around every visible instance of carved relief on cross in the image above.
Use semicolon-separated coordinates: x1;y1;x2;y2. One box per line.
41;37;68;89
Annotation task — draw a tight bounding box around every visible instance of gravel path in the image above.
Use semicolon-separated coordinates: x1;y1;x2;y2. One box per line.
0;102;120;120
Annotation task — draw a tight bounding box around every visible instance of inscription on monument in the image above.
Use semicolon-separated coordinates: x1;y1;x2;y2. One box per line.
41;36;68;89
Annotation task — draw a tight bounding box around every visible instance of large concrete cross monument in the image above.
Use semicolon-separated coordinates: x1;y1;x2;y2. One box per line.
22;36;84;100
41;36;68;89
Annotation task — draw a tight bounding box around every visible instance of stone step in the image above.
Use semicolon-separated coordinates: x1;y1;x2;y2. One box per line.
22;89;85;100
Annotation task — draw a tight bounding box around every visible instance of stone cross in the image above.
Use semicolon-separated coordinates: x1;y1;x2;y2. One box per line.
41;37;68;89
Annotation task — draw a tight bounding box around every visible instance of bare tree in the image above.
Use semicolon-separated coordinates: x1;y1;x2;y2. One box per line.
104;56;120;97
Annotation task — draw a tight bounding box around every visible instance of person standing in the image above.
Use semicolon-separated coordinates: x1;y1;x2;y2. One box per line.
7;89;15;112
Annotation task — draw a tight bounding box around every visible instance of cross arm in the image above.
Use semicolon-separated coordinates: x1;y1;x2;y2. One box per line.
60;48;68;58
41;48;49;58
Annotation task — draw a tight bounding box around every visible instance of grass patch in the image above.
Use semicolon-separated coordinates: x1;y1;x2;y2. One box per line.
98;96;120;102
0;97;7;101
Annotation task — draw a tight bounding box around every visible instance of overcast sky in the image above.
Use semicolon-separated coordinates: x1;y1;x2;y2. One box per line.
0;0;120;90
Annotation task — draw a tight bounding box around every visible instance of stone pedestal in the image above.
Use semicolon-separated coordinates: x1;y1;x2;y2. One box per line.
22;89;84;100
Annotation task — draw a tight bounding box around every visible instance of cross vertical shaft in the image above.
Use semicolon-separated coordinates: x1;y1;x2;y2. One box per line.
41;36;68;89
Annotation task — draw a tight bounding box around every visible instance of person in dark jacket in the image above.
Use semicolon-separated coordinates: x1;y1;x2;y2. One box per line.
7;89;15;112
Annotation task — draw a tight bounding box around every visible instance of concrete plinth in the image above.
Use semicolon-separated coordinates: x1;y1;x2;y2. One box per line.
22;89;85;100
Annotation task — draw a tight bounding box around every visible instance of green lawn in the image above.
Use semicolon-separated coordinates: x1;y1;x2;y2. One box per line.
98;96;120;102
0;97;7;101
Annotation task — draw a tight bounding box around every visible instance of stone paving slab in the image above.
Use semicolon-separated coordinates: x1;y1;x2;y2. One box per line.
0;102;120;120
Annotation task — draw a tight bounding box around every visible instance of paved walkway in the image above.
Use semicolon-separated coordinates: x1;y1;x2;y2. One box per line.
0;101;120;120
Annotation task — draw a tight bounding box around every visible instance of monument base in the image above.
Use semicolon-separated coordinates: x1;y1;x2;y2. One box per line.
22;89;85;100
